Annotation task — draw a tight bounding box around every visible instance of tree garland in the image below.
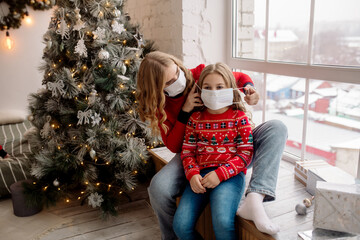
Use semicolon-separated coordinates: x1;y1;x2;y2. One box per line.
0;0;55;31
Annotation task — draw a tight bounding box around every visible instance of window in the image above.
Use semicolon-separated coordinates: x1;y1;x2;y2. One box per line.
229;0;360;178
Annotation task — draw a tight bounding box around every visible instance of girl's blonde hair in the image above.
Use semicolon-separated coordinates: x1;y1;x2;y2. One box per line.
136;51;194;135
198;63;253;123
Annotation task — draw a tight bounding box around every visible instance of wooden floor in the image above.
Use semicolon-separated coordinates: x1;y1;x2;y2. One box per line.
0;159;314;240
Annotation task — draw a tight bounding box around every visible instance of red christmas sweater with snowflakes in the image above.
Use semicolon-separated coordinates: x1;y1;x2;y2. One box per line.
181;108;253;182
160;64;254;153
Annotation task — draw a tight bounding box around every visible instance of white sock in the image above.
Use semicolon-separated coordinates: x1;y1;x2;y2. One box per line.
237;192;280;235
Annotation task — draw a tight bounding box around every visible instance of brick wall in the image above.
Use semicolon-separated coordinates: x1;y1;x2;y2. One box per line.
124;0;254;67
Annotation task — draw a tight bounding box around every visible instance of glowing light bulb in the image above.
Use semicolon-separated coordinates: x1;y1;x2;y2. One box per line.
24;12;33;25
4;31;14;50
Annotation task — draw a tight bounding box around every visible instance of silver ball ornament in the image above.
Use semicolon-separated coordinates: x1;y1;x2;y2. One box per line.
98;49;110;60
53;179;60;187
47;40;52;49
295;203;307;215
90;149;96;159
121;64;127;75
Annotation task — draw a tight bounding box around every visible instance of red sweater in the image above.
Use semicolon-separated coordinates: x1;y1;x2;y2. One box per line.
160;64;254;153
181;108;253;182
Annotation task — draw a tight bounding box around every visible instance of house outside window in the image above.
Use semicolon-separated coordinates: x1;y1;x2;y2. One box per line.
228;0;360;178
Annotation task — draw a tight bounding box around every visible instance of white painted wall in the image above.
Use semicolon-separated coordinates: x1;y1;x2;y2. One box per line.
0;8;52;113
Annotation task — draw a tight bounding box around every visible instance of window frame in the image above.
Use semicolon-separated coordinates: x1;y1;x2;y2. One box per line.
226;0;360;178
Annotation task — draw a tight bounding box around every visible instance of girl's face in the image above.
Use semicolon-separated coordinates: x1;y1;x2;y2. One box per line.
164;63;180;88
202;73;228;90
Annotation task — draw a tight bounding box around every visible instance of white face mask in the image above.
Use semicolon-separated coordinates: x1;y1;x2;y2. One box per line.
201;88;234;110
164;69;187;97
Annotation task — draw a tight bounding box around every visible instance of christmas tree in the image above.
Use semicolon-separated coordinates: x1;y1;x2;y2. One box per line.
25;0;158;216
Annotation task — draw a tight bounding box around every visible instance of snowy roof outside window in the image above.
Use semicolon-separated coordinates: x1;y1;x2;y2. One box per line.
255;29;299;43
313;87;338;97
291;79;325;93
267;75;300;92
294;93;322;105
330;138;360;150
325;115;360;130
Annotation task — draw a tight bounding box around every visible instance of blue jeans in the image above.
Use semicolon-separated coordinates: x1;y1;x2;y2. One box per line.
148;120;288;240
173;169;245;240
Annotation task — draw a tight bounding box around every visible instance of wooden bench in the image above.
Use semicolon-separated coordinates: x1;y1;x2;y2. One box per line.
148;147;275;240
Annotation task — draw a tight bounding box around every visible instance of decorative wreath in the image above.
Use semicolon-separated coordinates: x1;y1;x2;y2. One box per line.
0;0;55;31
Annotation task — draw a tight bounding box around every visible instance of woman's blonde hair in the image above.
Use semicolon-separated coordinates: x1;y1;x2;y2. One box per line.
136;51;194;135
198;63;253;123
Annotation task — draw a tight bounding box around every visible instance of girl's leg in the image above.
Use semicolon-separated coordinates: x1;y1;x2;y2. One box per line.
148;154;187;240
210;172;245;240
173;183;208;240
237;119;287;235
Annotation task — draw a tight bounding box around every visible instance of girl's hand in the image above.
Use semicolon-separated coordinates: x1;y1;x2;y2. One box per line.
182;84;203;113
244;86;259;106
190;174;206;194
201;171;220;189
4;154;10;159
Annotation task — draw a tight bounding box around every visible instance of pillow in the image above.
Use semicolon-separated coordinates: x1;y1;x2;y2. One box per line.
0;110;28;125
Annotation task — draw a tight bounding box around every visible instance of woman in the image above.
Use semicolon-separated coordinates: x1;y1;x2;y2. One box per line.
136;51;287;239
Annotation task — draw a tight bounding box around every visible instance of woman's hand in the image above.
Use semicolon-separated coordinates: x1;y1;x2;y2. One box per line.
201;171;220;189
190;174;206;194
244;86;260;106
182;84;203;113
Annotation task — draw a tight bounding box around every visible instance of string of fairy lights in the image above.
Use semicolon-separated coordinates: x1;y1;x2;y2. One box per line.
0;0;55;50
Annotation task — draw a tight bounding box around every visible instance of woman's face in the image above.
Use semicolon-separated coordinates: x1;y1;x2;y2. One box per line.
164;63;180;88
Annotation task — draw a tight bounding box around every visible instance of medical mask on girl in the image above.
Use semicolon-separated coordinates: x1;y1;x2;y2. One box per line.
201;88;234;110
164;69;187;97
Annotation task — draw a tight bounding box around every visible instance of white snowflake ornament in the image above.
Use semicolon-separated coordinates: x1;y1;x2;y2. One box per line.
91;112;101;127
88;192;104;208
112;21;125;34
93;27;106;41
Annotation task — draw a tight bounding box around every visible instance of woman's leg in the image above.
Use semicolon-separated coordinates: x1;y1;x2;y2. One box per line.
237;119;287;234
210;172;245;240
173;184;207;240
148;153;187;240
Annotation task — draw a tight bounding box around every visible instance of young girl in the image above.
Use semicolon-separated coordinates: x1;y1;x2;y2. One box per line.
173;63;253;240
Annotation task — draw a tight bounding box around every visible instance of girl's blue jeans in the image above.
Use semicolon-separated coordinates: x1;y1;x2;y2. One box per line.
148;120;288;240
173;168;245;240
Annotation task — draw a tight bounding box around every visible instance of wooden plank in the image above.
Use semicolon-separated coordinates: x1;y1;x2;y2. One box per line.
68;216;158;240
39;200;155;240
112;226;161;240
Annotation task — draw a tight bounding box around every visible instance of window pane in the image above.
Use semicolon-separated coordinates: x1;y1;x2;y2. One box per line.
234;0;311;63
268;0;311;63
313;0;360;67
264;74;306;158
305;80;360;178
